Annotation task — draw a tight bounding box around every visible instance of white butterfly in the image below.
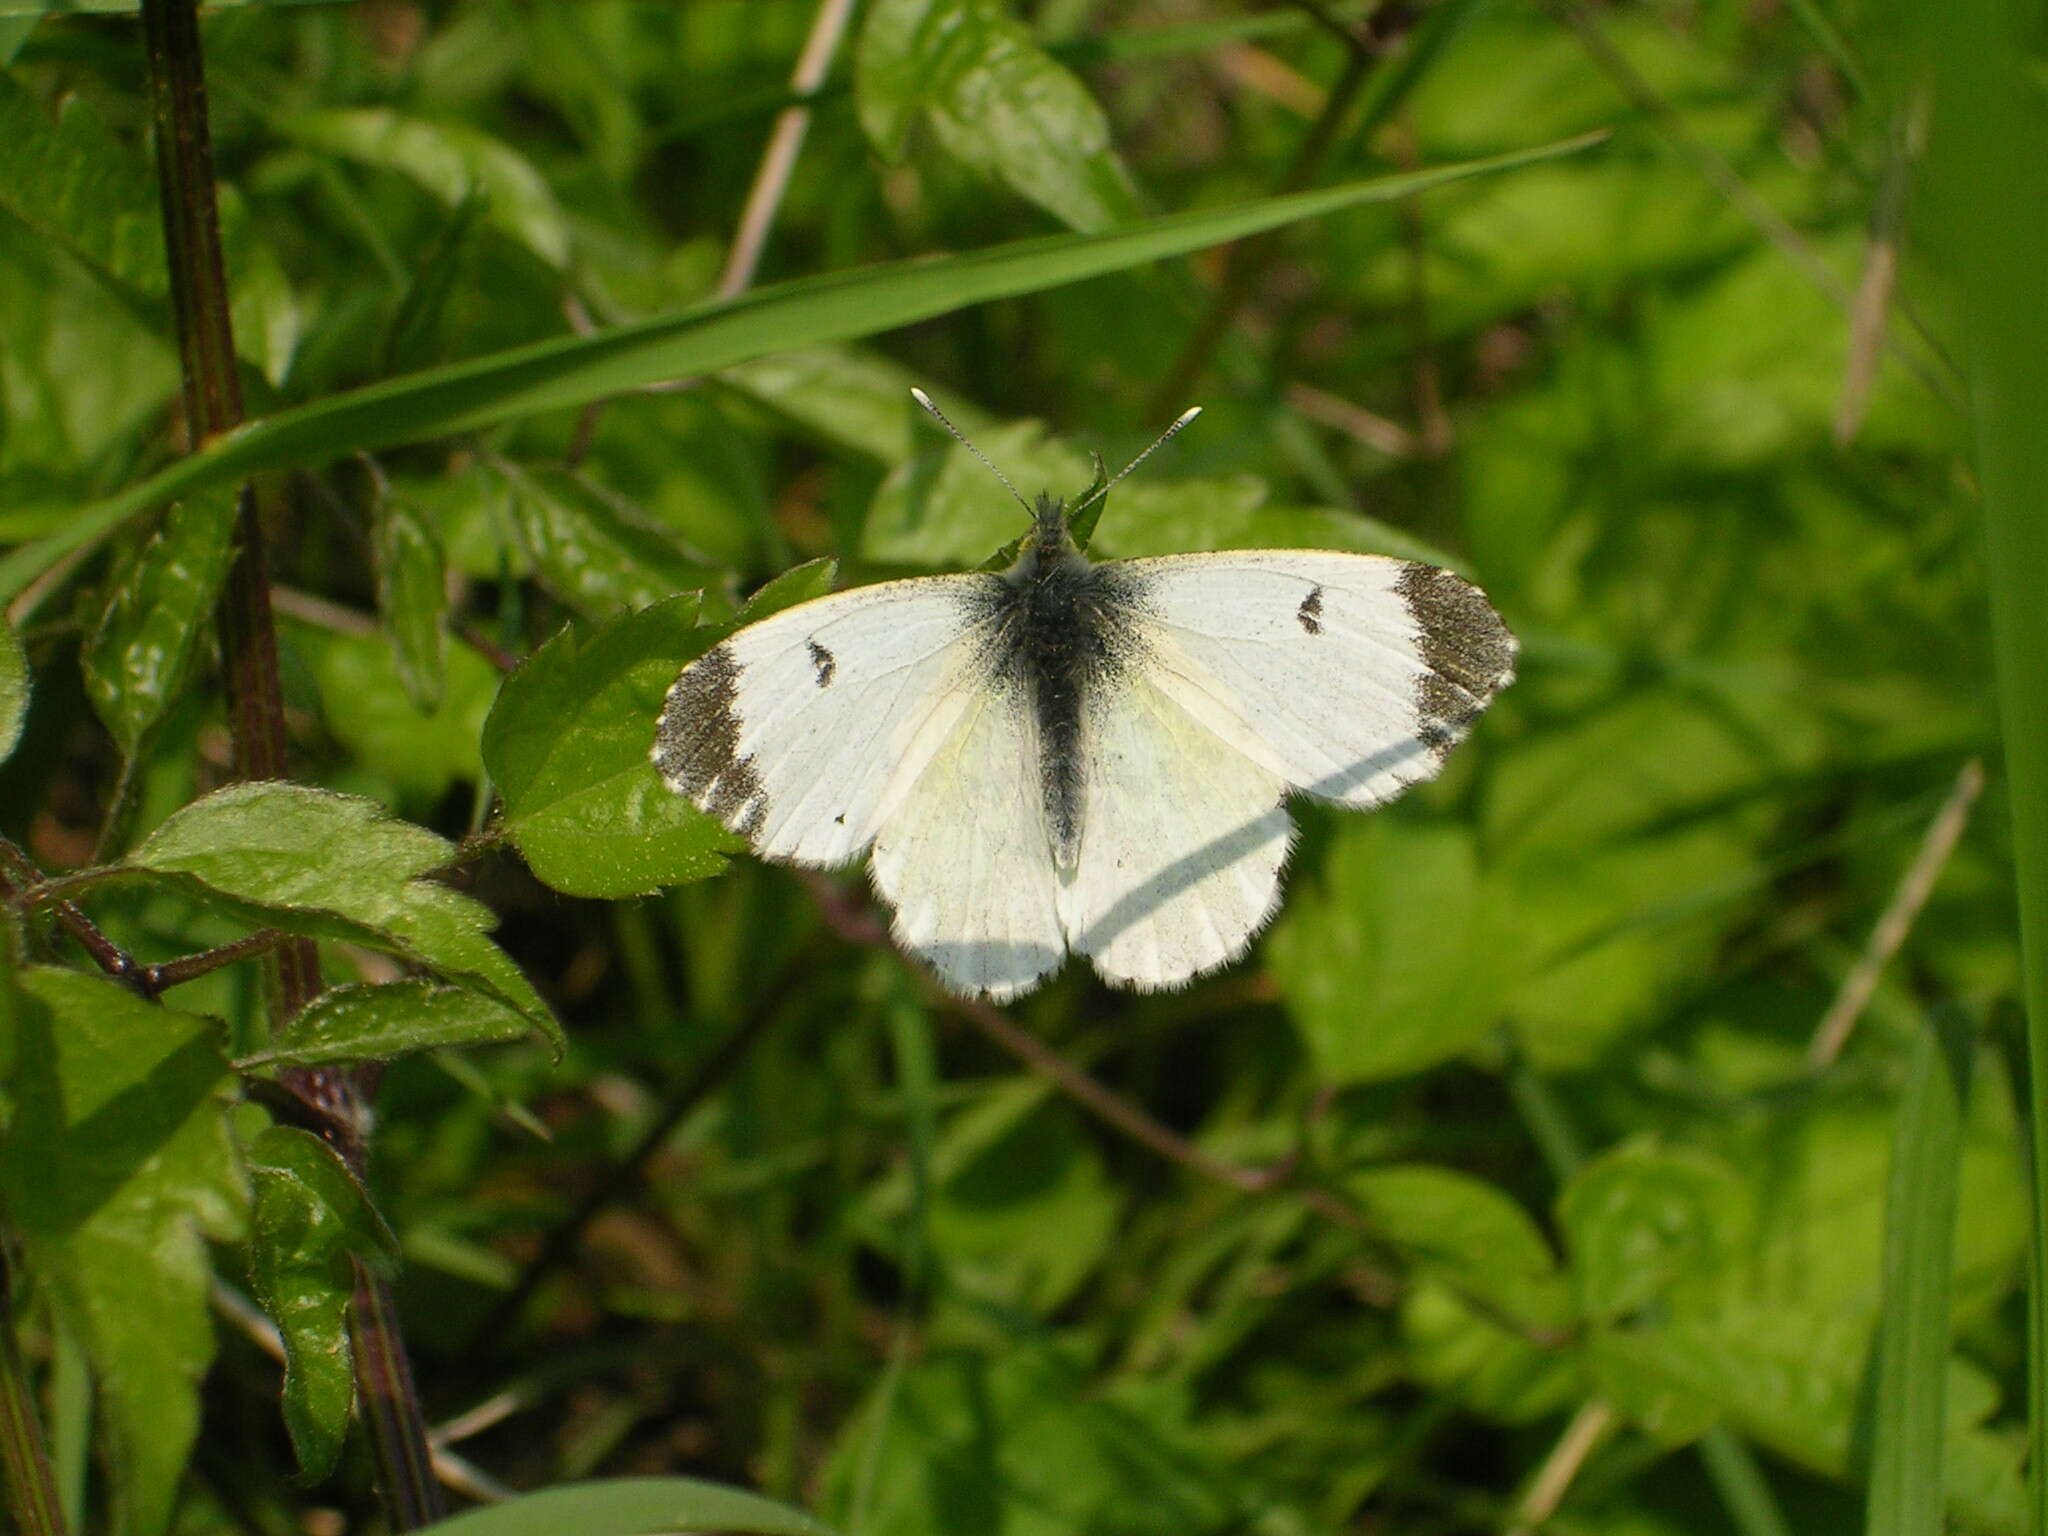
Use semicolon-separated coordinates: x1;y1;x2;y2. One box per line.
653;392;1516;1002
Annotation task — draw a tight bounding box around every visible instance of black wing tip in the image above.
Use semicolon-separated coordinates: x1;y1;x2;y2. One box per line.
651;642;769;836
1395;563;1518;750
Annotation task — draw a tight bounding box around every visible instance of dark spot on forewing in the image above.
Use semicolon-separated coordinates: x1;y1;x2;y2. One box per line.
1297;586;1324;635
807;639;835;688
1395;564;1517;753
651;642;768;837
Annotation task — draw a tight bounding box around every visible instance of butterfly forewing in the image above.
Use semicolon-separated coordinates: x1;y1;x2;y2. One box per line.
652;576;1004;868
1114;552;1516;808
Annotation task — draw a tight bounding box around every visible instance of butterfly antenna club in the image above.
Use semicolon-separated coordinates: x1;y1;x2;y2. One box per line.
1070;406;1203;516
910;387;1033;514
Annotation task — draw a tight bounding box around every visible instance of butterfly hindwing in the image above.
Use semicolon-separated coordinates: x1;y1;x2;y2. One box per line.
1058;669;1293;991
652;576;1004;868
1115;552;1516;807
871;686;1066;1002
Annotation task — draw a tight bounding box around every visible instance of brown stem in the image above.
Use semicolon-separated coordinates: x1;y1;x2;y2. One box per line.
139;0;439;1521
0;836;145;994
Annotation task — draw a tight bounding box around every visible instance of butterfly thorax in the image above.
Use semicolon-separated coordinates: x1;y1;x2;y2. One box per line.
991;493;1139;870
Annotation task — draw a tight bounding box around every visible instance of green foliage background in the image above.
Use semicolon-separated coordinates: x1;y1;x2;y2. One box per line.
0;0;2041;1533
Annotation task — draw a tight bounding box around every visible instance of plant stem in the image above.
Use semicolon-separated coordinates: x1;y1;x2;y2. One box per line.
138;0;441;1521
0;1247;68;1536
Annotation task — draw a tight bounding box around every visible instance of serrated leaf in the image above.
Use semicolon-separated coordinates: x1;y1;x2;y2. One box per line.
0;137;1600;603
484;596;739;898
858;0;1138;232
123;783;558;1050
414;1477;838;1536
0;617;27;763
283;107;570;268
496;460;717;620
0;968;243;1536
373;494;449;713
83;487;240;755
246;1124;398;1482
242;980;532;1069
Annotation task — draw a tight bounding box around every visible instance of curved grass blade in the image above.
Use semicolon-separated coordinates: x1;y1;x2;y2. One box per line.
0;132;1602;602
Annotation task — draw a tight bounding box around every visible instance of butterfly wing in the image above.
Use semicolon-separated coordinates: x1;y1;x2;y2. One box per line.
653;576;1007;868
1117;552;1516;807
1057;551;1513;992
1057;670;1294;991
871;686;1066;1002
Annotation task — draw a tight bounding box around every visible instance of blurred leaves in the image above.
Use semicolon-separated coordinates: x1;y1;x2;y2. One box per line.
246;1125;399;1481
372;491;450;713
413;1477;839;1536
0;617;26;763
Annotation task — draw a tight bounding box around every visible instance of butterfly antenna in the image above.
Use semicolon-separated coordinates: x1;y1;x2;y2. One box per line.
1069;406;1203;516
910;388;1033;515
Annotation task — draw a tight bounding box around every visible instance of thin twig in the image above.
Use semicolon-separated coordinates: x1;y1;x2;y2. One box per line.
1808;758;1984;1068
0;835;146;993
1507;1398;1617;1535
718;0;858;299
1285;380;1418;456
0;1247;69;1536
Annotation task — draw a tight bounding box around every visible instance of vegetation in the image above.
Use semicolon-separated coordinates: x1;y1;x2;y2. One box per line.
0;1;2043;1533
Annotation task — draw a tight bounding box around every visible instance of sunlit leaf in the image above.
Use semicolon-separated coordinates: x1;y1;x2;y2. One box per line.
246;1125;399;1481
242;979;533;1069
483;596;736;899
123;783;557;1047
0;968;243;1536
415;1477;838;1536
0;617;27;763
858;0;1138;232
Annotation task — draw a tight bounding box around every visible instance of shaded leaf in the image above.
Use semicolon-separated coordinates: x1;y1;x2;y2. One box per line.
83;487;240;755
373;493;449;713
283;107;571;268
483;596;737;899
720;348;986;463
415;1476;838;1536
858;0;1138;232
288;622;499;804
0;968;243;1536
0;617;26;763
0;136;1601;602
1557;1143;1749;1324
242;980;533;1069
123;783;557;1047
246;1125;399;1481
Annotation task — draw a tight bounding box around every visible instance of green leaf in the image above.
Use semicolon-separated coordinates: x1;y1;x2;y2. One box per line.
1865;1015;1972;1536
0;136;1601;602
1348;1164;1572;1333
857;0;1138;232
373;493;449;713
483;596;738;899
241;980;534;1069
494;460;717;620
123;783;558;1048
1557;1144;1749;1324
720;348;982;463
0;617;26;763
1268;817;1508;1084
739;557;838;621
82;487;240;756
283;107;571;268
246;1125;399;1482
0;968;243;1536
415;1477;838;1536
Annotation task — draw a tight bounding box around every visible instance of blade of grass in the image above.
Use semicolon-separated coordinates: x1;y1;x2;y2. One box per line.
1911;5;2048;1532
0;132;1600;602
1862;1010;1970;1536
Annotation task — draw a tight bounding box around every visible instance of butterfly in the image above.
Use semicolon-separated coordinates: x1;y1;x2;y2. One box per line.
653;391;1516;1002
